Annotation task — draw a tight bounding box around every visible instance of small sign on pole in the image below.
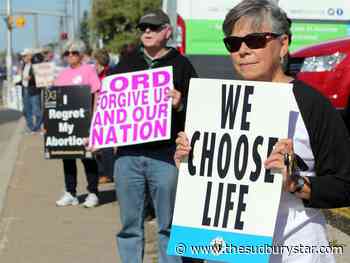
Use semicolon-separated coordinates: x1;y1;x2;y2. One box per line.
15;16;26;28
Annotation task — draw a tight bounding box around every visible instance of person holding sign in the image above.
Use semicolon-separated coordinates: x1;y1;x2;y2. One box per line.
175;1;350;262
19;48;43;133
108;9;197;263
54;39;101;208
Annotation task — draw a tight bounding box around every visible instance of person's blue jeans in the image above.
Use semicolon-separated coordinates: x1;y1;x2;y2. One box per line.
23;89;42;132
22;86;28;119
114;148;181;263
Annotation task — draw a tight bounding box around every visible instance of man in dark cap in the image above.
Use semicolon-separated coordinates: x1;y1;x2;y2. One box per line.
108;9;197;263
138;9;170;25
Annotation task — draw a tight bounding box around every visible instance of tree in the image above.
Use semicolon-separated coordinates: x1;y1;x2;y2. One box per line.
90;0;161;52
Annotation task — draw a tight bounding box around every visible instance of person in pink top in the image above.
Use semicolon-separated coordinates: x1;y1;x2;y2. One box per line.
54;39;101;208
55;55;100;94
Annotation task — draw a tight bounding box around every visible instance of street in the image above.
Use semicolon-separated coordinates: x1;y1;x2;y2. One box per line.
0;108;158;263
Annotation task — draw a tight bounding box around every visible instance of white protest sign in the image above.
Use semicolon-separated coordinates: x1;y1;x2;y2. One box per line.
167;78;298;262
33;62;63;87
89;66;173;148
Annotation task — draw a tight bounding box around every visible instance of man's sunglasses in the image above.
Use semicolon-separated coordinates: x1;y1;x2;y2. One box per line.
223;32;282;53
63;50;80;57
138;23;165;32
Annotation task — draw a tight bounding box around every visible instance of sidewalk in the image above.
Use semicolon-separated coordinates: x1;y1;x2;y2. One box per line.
0;115;157;263
0;111;349;263
0;109;22;214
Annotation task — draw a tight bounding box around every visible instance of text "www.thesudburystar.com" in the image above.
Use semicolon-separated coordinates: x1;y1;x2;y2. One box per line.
174;242;344;257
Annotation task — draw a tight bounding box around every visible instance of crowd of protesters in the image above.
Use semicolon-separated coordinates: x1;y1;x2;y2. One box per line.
14;8;199;262
15;40;135;202
12;2;350;263
14;42;127;206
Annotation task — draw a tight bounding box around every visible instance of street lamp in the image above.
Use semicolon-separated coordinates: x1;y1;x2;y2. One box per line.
6;0;13;85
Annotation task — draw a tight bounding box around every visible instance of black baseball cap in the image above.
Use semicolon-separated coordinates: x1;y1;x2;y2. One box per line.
138;9;170;26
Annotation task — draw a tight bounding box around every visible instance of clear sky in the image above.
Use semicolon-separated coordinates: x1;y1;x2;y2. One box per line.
0;0;91;52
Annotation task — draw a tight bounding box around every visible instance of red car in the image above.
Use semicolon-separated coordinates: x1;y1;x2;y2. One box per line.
289;38;350;115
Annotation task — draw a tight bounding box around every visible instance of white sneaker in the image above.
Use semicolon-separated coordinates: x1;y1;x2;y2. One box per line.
56;192;79;207
83;193;99;208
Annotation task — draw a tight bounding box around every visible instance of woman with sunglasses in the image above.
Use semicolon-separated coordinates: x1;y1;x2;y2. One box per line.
54;40;101;208
175;0;350;262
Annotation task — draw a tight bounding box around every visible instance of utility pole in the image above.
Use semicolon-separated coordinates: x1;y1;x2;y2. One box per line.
70;0;76;39
76;0;80;38
64;0;68;33
33;14;39;48
162;0;177;47
6;0;13;85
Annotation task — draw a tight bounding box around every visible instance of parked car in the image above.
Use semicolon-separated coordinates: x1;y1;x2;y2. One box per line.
288;38;350;117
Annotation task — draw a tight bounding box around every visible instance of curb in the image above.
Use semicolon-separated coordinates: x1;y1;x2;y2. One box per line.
0;117;24;216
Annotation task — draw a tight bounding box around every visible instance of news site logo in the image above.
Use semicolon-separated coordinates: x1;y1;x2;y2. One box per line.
210;237;226;256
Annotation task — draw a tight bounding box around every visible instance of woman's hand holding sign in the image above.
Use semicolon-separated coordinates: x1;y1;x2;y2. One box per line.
264;139;294;189
264;139;311;199
174;133;311;199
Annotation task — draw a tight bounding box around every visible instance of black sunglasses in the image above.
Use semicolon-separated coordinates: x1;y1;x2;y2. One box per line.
223;32;282;53
138;23;165;32
63;50;80;57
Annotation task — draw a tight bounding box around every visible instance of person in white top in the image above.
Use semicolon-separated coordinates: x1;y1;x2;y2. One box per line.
175;1;350;262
